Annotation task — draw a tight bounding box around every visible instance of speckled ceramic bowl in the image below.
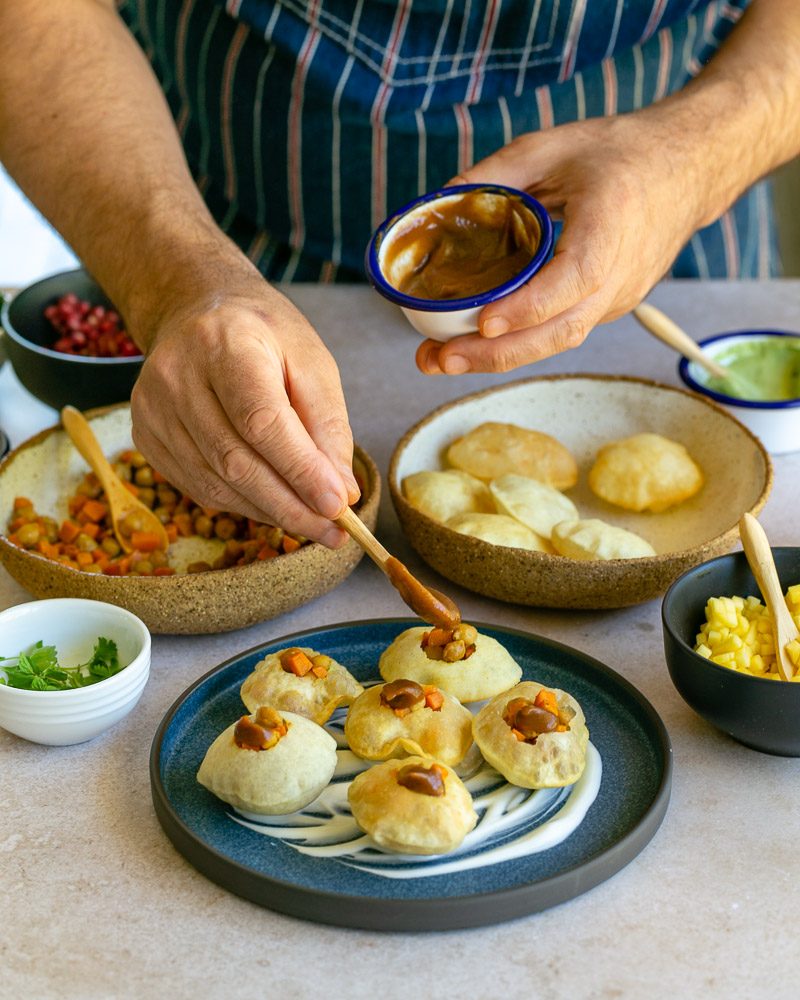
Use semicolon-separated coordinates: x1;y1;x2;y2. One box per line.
389;375;772;610
662;548;800;756
0;406;380;634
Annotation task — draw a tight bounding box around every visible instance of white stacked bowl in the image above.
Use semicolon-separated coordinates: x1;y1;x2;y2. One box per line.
0;598;151;745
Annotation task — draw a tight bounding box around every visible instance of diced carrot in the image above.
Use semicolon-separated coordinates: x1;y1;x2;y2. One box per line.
131;530;163;552
68;494;87;516
511;728;527;742
152;470;167;484
257;545;279;560
201;507;220;518
280;649;314;677
81;499;108;523
153;566;176;576
63;543;78;558
173;513;193;537
117;556;132;575
59;521;80;544
76;551;94;567
424;689;444;711
8;518;26;533
282;536;301;554
36;540;58;559
13;496;33;510
311;664;329;678
165;523;178;544
534;689;559;718
103;564;123;576
81;522;100;539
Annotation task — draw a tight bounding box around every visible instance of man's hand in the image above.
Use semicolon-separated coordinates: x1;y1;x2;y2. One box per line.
130;284;360;547
416;112;707;377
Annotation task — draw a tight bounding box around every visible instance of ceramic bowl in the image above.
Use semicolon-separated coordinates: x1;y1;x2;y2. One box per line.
0;598;151;745
662;548;800;756
678;330;800;455
365;183;554;341
389;374;772;610
0;405;380;634
0;267;143;410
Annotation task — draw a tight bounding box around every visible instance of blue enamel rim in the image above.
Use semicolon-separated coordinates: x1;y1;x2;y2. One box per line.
678;329;800;410
150;617;672;932
365;183;554;312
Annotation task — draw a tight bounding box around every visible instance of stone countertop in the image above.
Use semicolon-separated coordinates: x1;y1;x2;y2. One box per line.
1;281;799;1000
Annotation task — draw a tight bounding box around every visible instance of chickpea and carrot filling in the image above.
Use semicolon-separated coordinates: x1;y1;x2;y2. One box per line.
503;689;570;744
379;679;444;717
279;648;331;679
233;706;289;750
396;762;447;797
694;589;800;680
420;623;478;662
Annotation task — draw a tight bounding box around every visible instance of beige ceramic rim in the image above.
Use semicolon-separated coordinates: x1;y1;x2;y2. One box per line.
0;404;381;634
388;373;773;610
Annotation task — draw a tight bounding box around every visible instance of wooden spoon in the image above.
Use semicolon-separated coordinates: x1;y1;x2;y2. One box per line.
739;512;799;681
336;506;461;628
61;405;169;554
633;302;755;396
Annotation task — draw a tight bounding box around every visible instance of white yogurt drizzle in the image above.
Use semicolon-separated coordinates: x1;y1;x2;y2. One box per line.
229;704;602;881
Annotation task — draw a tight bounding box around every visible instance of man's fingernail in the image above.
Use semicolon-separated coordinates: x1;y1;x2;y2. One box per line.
443;354;470;375
321;525;347;549
316;491;345;519
482;317;510;338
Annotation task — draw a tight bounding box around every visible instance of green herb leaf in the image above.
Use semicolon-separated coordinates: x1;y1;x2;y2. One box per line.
0;637;123;691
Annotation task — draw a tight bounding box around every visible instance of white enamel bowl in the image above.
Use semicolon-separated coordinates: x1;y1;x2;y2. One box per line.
0;597;151;745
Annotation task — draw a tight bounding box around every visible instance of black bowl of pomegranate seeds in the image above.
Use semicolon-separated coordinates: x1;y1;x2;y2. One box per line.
0;268;143;410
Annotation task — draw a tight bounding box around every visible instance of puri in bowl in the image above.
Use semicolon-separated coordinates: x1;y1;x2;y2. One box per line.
0;404;380;634
662;548;800;756
365;183;554;341
0;267;143;411
389;374;772;610
0;597;151;746
678;330;800;455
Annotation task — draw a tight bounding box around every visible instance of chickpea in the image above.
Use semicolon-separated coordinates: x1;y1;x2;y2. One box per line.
266;526;284;550
134;466;154;487
113;462;131;482
132;558;153;574
214;517;237;541
101;536;121;557
312;654;333;671
153;505;173;525
138;487;156;509
157;487;178;507
224;540;243;561
76;533;98;552
16;523;41;548
453;624;478;645
120;511;145;536
41;518;59;543
443;639;466;662
82;563;102;574
194;514;213;538
128;450;148;469
149;549;168;568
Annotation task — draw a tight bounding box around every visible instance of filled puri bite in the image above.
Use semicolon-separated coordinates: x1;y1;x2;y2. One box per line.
446;422;578;491
196;706;338;815
379;624;522;703
473;682;589;788
588;433;703;513
344;678;473;765
240;646;364;725
402;469;494;523
348;756;477;855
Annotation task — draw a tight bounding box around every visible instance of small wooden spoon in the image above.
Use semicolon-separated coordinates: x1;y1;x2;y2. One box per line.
739;512;799;681
336;506;461;628
61;405;169;554
633;302;755;396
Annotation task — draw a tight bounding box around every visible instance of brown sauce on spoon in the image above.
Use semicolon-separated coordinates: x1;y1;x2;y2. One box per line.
384;556;461;628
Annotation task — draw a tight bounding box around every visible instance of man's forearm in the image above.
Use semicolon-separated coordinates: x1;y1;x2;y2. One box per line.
644;0;800;229
0;0;257;345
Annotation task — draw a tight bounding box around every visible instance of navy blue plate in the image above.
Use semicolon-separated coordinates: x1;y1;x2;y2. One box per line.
150;619;671;930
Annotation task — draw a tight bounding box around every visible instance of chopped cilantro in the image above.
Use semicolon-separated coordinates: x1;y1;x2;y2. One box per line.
0;637;123;691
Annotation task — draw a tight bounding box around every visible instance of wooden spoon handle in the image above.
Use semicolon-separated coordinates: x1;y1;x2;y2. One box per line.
61;405;118;494
633;303;730;381
739;513;795;681
336;506;391;570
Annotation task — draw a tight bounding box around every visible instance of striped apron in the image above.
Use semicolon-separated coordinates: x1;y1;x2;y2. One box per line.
121;0;779;282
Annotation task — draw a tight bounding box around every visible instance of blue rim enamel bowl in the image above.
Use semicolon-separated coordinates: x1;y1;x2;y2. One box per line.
365;183;554;342
678;330;800;455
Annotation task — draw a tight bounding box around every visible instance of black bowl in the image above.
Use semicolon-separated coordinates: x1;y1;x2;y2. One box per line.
0;268;142;410
662;548;800;756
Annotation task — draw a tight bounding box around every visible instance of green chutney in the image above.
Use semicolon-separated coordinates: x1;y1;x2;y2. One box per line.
705;338;800;402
